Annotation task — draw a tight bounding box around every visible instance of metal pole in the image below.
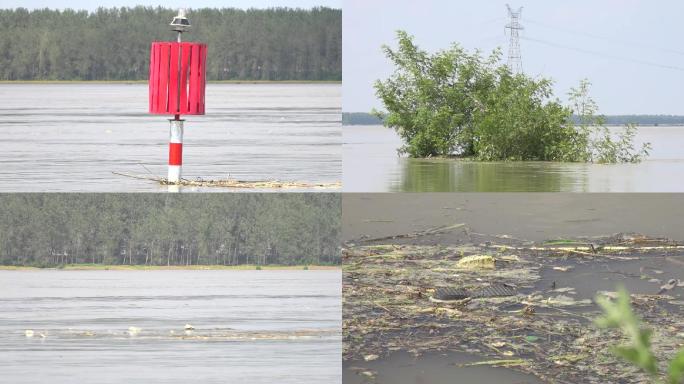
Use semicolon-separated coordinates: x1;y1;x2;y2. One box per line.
168;118;184;183
167;9;189;185
177;31;182;113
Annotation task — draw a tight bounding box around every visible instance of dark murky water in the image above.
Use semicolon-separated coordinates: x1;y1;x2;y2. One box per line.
344;351;543;384
539;253;684;303
0;270;341;383
344;125;684;192
0;83;341;192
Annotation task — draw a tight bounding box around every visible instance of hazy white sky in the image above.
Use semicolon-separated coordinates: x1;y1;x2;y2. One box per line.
0;0;340;10
344;0;684;114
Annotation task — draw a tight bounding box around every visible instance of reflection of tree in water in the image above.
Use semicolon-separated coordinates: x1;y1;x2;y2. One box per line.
392;159;589;192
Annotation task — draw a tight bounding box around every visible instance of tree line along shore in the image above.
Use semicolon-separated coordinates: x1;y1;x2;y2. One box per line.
0;264;340;270
0;6;341;81
0;80;341;84
343;112;684;127
0;194;340;267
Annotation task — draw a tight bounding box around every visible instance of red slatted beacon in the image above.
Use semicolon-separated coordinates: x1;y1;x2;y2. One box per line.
149;9;207;184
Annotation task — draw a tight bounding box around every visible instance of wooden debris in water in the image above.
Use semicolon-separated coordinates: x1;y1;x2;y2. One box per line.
458;359;527;368
357;223;467;243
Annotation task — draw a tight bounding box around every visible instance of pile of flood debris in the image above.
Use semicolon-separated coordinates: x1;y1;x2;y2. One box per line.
113;172;341;189
343;225;684;383
160;178;341;190
22;327;339;342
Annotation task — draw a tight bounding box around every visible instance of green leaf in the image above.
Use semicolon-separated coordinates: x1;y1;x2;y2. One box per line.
595;287;658;376
668;348;684;384
613;346;657;375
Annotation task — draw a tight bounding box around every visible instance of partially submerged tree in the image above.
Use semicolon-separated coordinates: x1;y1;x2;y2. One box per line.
569;79;651;163
472;69;582;161
373;30;500;158
374;31;650;163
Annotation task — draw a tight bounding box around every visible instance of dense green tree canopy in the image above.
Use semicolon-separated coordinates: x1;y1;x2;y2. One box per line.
374;31;649;163
0;194;340;267
0;6;341;81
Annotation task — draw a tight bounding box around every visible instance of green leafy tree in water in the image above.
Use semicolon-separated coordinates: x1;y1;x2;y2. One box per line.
373;30;501;158
375;31;650;163
596;288;684;383
471;69;581;161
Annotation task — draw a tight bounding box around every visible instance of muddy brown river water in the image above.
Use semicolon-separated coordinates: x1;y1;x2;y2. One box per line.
0;270;341;384
0;83;341;192
344;125;684;192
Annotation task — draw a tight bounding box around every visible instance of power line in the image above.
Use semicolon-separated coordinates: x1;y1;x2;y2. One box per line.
520;35;684;72
523;18;684;57
477;34;507;46
475;16;506;27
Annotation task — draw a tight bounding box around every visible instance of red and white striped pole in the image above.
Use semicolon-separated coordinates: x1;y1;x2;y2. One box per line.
168;115;184;183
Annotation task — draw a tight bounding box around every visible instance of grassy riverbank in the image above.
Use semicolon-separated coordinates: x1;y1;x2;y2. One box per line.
0;264;340;271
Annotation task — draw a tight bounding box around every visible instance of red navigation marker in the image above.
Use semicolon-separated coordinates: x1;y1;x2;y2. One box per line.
149;42;207;116
148;9;207;184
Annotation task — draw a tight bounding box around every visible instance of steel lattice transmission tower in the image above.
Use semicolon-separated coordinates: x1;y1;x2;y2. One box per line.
505;4;524;74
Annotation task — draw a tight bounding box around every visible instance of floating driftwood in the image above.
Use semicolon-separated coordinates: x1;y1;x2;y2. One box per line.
458;359;528;368
344;226;684;383
356;223;467;243
113;172;341;189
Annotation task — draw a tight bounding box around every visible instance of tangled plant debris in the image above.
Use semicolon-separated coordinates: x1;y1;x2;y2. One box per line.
343;226;684;383
113;172;341;189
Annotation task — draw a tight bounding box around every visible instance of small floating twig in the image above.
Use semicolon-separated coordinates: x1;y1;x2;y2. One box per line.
357;223;467;243
457;359;528;367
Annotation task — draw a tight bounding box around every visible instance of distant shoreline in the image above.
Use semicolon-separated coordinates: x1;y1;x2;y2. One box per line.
0;80;341;85
0;264;340;271
343;112;684;127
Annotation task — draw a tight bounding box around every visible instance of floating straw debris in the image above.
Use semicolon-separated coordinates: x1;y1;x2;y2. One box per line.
113;172;341;189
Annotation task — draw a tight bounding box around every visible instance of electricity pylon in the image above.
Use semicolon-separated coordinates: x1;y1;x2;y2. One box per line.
505;4;524;74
